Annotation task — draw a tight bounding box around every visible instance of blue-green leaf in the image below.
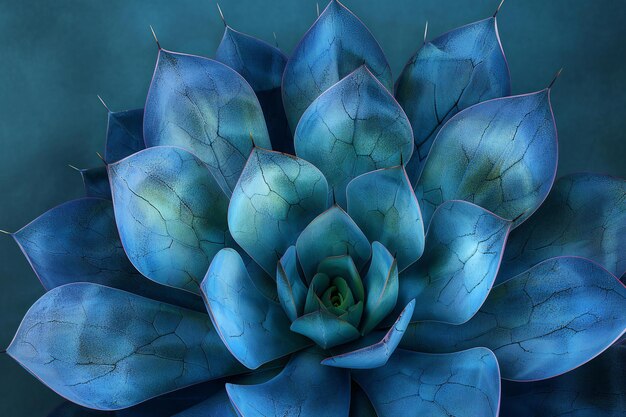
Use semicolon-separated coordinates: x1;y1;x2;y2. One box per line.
12;198;202;310
322;299;414;369
103;108;145;164
401;257;626;381
76;166;111;199
144;49;271;194
361;242;398;335
397;200;510;324
500;344;626;417
215;26;292;153
277;246;308;321
228;148;328;275
109;146;229;294
226;349;351;417
417;90;558;228
347;166;424;271
396;18;510;184
296;206;371;281
282;0;392;132
349;382;378;417
201;249;309;369
294;66;413;208
7;283;245;410
290;308;361;349
352;348;500;417
499;173;626;283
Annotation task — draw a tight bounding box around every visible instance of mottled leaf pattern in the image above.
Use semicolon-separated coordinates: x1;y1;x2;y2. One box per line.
103;108;145;164
296;205;371;281
201;249;309;369
215;26;292;153
226;349;351;417
7;283;245;410
417;90;558;227
397;200;510;324
143;49;271;194
347;166;424;271
228;148;328;275
401;257;626;380
12;198;203;310
396;17;510;184
499;173;626;283
282;0;392;132
109;146;229;294
353;348;500;417
295;66;413;208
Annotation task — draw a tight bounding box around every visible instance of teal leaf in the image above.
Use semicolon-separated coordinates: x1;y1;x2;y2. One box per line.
215;26;292;153
499;173;626;283
346;166;425;271
294;66;413;208
228;148;328;275
322;299;415;369
226;349;351;417
296;206;371;281
7;283;245;410
396;18;510;184
109;146;229;294
282;0;392;132
144;49;271;194
349;382;378;417
103;108;145;164
417;90;558;228
12;198;203;311
360;242;399;335
397;200;510;324
75;166;111;199
277;246;308;321
500;344;626;417
353;348;500;417
316;254;365;304
201;249;309;369
401;257;626;381
290;308;361;349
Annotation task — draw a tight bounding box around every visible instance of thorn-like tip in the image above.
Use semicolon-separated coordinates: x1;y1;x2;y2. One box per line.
96;95;111;112
399;152;404;166
68;164;82;172
316;3;320;17
96;152;107;166
423;21;429;44
249;132;256;148
149;25;161;49
548;67;563;90
494;0;505;17
217;3;227;26
273;32;279;48
0;230;12;236
331;188;337;205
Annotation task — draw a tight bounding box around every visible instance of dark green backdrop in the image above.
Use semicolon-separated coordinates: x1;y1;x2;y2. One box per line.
1;0;624;415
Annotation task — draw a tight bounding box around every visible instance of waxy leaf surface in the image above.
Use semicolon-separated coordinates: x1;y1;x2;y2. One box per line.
104;108;145;163
77;166;111;199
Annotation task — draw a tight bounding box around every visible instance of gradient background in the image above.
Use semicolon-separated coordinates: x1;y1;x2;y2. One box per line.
0;0;625;415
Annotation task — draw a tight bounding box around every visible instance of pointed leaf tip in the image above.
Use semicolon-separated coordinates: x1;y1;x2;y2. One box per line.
494;0;505;17
548;67;564;89
149;25;161;49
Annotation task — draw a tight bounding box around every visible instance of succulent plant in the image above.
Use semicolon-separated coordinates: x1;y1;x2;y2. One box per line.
5;1;626;416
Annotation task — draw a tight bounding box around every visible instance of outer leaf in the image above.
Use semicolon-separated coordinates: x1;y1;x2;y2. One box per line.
416;90;558;228
290;308;361;349
103;108;145;164
226;349;351;417
277;246;308;321
360;242;399;335
282;0;392;132
321;300;415;369
500;344;626;417
12;198;202;310
109;146;229;294
296;206;371;281
499;173;626;283
7;283;245;410
396;18;510;184
143;49;271;194
349;382;378;417
397;200;510;324
215;26;292;153
401;257;626;381
228;148;328;275
77;166;111;199
201;249;309;369
294;66;413;208
346;166;424;271
352;348;500;417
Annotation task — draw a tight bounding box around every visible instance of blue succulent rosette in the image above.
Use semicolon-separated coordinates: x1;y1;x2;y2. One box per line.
5;1;626;416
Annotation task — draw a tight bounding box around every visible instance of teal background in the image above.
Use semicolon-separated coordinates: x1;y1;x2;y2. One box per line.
0;0;624;414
